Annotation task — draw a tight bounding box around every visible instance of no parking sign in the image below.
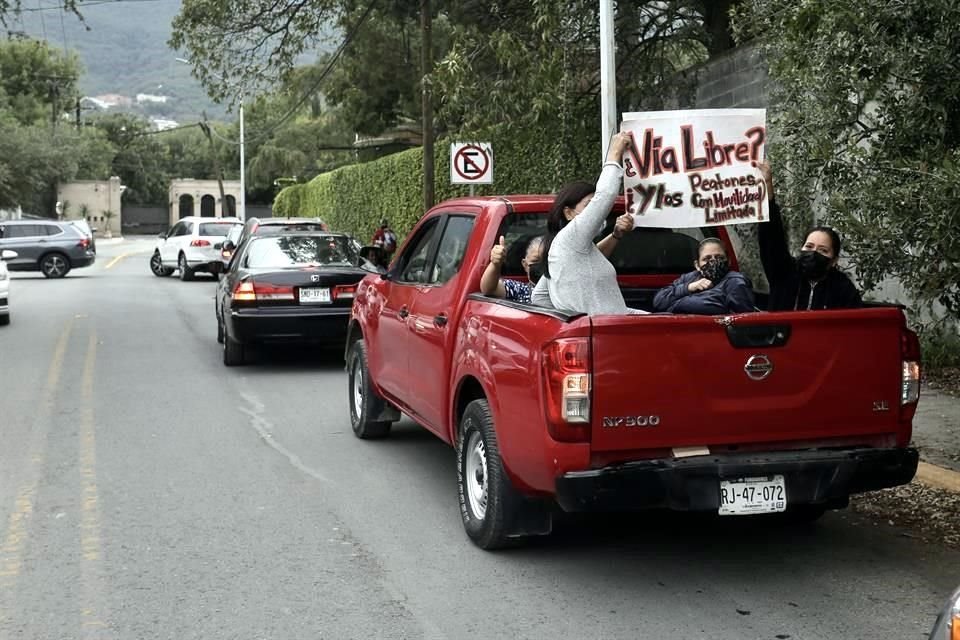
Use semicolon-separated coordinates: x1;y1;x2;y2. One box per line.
450;142;493;185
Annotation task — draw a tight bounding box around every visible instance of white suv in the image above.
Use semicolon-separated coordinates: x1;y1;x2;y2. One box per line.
0;249;16;326
151;217;242;281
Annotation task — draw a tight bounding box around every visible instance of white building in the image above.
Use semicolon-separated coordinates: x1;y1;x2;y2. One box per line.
136;93;169;104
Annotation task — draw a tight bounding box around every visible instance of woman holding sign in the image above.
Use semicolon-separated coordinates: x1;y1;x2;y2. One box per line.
756;162;862;310
535;132;647;315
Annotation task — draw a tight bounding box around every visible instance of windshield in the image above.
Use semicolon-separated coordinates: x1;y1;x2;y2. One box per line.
245;235;357;268
200;222;242;237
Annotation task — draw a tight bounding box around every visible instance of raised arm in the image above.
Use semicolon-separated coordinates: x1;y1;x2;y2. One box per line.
559;133;631;253
479;235;507;297
755;163;795;285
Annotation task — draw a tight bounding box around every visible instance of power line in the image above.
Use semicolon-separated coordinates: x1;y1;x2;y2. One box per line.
209;0;379;148
36;0;47;39
17;0;162;11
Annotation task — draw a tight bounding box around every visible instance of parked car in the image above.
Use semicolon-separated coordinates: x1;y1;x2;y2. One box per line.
345;194;922;549
150;217;242;281
0;219;96;278
219;217;329;258
216;224;244;273
0;249;15;325
215;231;372;366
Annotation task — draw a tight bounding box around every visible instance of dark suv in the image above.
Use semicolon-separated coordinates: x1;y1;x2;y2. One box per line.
0;219;96;278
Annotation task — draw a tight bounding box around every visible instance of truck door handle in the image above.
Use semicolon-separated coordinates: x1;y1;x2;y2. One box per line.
398;306;409;319
434;314;448;327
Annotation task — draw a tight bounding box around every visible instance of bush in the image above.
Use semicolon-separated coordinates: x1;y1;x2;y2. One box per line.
272;125;598;243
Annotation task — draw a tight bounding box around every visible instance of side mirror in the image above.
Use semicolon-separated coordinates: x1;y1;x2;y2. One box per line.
1;250;17;261
158;232;167;239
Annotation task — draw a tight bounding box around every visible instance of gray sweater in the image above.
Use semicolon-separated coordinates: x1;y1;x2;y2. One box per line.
536;162;646;316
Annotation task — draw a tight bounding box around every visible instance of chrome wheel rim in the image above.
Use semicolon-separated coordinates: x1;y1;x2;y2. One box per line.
465;430;488;520
351;357;363;419
45;255;66;277
151;253;163;274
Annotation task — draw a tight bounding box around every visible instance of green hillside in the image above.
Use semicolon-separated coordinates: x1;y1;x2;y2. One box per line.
12;0;224;121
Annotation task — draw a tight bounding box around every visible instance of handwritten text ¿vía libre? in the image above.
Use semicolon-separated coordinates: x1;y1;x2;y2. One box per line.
623;125;766;180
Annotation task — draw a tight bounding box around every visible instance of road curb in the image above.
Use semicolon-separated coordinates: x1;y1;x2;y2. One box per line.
915;461;960;493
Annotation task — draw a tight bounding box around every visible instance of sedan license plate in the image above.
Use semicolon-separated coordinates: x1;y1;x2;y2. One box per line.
718;475;787;516
299;287;331;304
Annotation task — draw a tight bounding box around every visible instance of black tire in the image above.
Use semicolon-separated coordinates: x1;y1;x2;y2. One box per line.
347;340;392;439
40;253;70;278
178;253;194;281
0;313;9;326
222;323;245;366
457;399;522;550
150;251;173;277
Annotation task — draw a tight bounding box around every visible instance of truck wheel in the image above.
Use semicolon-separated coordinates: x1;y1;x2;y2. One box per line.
347;340;391;439
457;399;521;550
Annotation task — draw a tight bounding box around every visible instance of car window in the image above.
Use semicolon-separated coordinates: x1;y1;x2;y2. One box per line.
4;224;42;238
244;236;357;268
42;224;63;236
199;222;241;237
429;215;475;285
494;213;550;277
494;211;707;276
397;218;441;284
180;222;194;237
167;222;184;237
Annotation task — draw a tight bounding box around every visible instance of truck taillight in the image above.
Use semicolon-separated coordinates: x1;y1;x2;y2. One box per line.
901;329;921;406
542;337;591;443
333;284;357;300
190;239;211;247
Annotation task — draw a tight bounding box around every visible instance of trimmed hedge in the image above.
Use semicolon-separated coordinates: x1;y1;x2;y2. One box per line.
273;125;599;243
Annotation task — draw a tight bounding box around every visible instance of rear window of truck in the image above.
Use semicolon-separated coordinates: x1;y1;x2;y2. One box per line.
496;212;709;276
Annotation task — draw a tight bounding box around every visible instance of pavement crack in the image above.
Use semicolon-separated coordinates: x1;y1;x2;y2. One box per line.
238;392;331;484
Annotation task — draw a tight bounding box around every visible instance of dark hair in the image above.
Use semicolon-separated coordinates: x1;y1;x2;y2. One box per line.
697;237;725;259
541;181;595;279
805;225;842;257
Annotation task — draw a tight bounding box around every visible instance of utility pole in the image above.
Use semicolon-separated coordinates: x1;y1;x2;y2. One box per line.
200;114;228;217
599;0;618;162
75;97;81;130
420;0;434;210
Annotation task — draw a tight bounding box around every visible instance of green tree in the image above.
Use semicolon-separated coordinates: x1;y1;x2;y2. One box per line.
734;0;960;317
0;38;81;127
91;113;170;204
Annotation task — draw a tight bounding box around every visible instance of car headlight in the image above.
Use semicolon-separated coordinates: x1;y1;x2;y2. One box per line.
0;270;8;281
929;586;960;640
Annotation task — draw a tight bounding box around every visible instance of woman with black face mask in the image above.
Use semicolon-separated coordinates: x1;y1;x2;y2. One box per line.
755;162;862;311
652;238;756;314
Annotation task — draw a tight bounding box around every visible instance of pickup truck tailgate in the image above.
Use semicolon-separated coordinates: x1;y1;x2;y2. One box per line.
589;309;905;453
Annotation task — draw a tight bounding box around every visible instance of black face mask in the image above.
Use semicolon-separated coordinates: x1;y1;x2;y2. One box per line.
798;250;831;280
699;257;730;283
527;261;545;286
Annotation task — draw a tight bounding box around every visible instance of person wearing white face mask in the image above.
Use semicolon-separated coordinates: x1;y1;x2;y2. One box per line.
533;132;646;315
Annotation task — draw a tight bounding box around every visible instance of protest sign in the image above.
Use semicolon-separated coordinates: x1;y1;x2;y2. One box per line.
620;109;767;228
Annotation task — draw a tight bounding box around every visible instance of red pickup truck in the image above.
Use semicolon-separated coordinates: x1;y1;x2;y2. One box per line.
345;195;921;549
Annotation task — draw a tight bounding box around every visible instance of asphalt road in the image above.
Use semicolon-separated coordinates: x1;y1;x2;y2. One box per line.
0;238;957;640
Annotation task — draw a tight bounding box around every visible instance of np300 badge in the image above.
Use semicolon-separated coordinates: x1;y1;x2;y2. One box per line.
602;415;661;428
744;354;773;380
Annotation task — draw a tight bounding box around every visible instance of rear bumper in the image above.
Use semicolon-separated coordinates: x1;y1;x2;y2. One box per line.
554;447;919;512
71;253;96;268
228;306;351;344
